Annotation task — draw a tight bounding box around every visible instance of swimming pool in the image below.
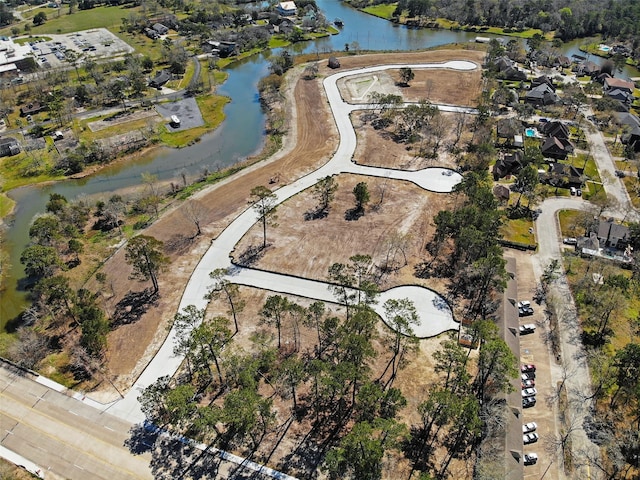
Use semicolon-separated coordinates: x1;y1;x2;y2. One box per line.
599;44;611;52
525;128;536;137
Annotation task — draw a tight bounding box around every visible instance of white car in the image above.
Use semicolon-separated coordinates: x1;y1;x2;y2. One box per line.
523;432;539;444
524;453;539;465
519;324;536;334
523;422;538;434
522;387;538;397
563;237;578;245
517;301;531;309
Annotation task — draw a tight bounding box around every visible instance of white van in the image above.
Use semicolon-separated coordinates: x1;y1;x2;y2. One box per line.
170;115;180;126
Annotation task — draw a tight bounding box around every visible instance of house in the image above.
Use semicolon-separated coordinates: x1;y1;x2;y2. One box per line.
555;55;572;68
148;70;171;88
525;83;558;106
531;75;555;91
492;151;524;180
144;28;159;40
493;56;526;81
328;56;340;69
576;61;601;77
541;136;574;159
276;1;297;16
493;184;511;201
595;72;612;84
596;220;631;249
544;162;584;185
615;112;640;151
152;23;169;35
604;77;635;94
0;137;20;157
539;121;570;140
273;18;295;34
218;41;237;57
20;102;45;116
606;88;633;106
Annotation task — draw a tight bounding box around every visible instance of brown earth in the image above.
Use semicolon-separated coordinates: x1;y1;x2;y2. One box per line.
87;49;482;401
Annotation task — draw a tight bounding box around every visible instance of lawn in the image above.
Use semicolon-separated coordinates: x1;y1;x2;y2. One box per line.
363;4;397;19
0;192;15;220
500;217;535;244
557;209;583;237
622;175;640;208
10;5;132;36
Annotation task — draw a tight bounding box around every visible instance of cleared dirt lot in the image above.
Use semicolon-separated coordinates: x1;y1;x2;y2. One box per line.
88;49;483;399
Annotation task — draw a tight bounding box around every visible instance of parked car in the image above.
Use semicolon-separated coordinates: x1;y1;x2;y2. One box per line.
519;305;534;316
524;453;539;465
517;301;531;309
523;422;538;434
615;170;626;178
522;372;535;381
522;387;538;397
570;186;577;195
522;379;535;389
523;432;540;444
519;324;536;334
563;237;578;245
521;364;536;373
576;188;582;196
523;396;537;408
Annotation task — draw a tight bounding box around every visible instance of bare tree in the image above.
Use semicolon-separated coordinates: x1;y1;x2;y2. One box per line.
183;199;206;238
207;268;245;334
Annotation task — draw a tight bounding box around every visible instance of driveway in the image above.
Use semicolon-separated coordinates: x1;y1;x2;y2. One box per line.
532;197;600;479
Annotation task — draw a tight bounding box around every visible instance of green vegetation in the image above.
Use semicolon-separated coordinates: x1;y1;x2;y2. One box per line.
159;94;229;147
13;35;52;44
362;3;397;19
2;5;131;36
500;217;535;244
0;193;15;219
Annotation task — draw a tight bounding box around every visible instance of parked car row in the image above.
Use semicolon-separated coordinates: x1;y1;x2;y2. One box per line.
519;301;539;465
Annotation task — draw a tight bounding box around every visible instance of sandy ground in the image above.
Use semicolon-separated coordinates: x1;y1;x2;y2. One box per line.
88;49;483;400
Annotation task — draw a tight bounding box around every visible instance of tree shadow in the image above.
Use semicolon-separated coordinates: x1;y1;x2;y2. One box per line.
344;207;364;221
304;208;328;221
112;288;158;327
125;422;160;455
236;245;266;267
165;233;193;255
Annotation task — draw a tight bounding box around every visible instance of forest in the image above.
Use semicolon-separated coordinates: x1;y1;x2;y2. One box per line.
348;0;640;42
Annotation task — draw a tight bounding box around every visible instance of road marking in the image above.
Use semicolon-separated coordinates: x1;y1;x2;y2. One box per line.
104;425;115;431
68;410;79;416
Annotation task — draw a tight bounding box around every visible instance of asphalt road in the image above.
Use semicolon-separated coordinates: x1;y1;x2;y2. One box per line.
0;364;152;480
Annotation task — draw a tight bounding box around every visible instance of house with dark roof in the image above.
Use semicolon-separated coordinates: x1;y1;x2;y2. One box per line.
493;184;511;201
531;75;555;91
0;137;20;157
539;121;570;140
152;23;169;35
555;55;572;68
541;136;574;159
493;56;526;81
606;88;633;107
615;112;640;151
596;220;631;249
20;102;45;116
604;77;635;94
525;83;558;106
148;70;171;88
542;162;584;186
492;151;524;180
145;28;159;40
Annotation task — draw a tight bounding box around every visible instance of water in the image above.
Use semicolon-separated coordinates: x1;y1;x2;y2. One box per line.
2;0;638;328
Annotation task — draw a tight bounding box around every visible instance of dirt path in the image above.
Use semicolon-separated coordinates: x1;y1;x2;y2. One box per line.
92;49;483;400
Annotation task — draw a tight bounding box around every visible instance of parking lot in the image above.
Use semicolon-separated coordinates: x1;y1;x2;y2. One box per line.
514;251;559;480
28;28;134;69
155;98;205;132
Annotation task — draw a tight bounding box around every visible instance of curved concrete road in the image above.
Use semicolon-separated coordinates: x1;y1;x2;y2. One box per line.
107;61;478;423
